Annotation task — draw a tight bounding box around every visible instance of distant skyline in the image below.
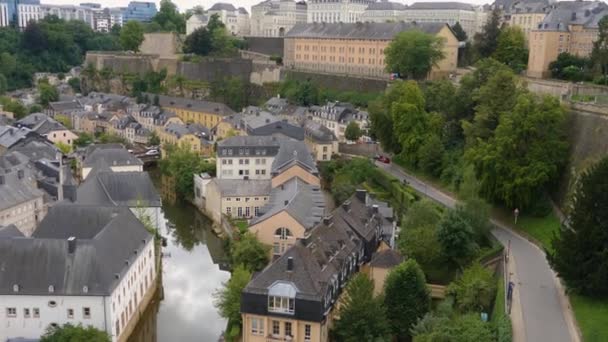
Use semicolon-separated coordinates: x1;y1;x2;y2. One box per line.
41;0;492;14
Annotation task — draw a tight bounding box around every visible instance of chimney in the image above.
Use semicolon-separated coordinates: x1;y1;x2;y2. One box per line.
355;189;367;202
284;200;289;206
342;200;350;212
67;236;76;254
287;257;294;271
372;205;379;214
17;170;24;180
323;215;333;225
0;175;4;185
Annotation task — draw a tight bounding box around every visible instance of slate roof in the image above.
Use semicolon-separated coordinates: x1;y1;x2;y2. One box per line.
304;120;337;143
9;138;61;161
271;138;318;175
83;146;143;169
238;6;249;14
0;204;152;296
16;113;51;129
76;170;161;207
250;177;325;228
512;1;550;14
285;22;447;40
0;125;31;148
48;100;84;113
370;248;404;268
0;167;44;212
30;116;69;135
0;225;24;238
366;1;407;11
209;2;237;11
152;94;235;116
408;2;476;10
536;1;608;31
218;135;280;148
213;179;272;197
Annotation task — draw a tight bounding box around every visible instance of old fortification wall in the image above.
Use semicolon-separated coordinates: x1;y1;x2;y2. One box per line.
243;36;284;57
282;70;388;92
140;33;182;58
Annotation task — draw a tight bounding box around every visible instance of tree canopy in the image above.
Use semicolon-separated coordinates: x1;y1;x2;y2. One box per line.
437;209;479;266
385;30;445;80
550;157;608;296
344;121;362;141
151;0;186;33
213;265;251;327
40;323;110;342
493;26;529;73
159;143;216;199
120;20;145;52
230;232;270;272
474;8;502;58
447;263;496;312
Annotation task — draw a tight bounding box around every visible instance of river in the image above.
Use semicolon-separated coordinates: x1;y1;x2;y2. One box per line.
129;171;231;342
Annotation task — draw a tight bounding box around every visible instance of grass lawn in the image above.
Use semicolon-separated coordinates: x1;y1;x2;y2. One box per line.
570;295;608;342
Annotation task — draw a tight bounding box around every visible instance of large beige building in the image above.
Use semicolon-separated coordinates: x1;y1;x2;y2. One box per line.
284;22;459;80
250;0;307;37
508;1;551;42
307;0;374;23
401;2;488;39
527;1;608;78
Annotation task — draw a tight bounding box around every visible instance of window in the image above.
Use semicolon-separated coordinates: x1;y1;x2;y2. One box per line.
272;320;280;335
226;207;231;215
251;317;264;335
6;308;16;317
245;207;250;217
83;307;91;319
275;227;292;240
268;296;295;314
237;207;243;217
285;322;292;337
67;309;74;318
116;320;120;336
273;242;280;255
24;308;30;318
254;206;260;216
305;324;312;341
33;308;40;318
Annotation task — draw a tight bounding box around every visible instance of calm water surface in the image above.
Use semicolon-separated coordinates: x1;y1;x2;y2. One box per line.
130;170;230;342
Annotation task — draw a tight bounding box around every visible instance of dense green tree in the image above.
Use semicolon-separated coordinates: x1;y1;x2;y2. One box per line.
398;225;442;271
451;22;468;41
0;96;27;119
402;199;442;231
213;265;251;327
414;313;494;342
466;93;568;208
74;132;94;147
28;104;42;114
210;77;249;111
149;131;160;146
418;134;445;177
40;323;110;342
333;274;391;341
493;26;529;73
151;0;186;33
385;30;445;80
344;121;362;141
68;77;81;93
183;27;212;55
550;53;591;81
120;20;145;52
384;260;431;340
456;197;491;244
550;157;608;296
38;82;59;106
0;74;6;95
230;232;270;272
447;263;496;312
474;8;502;58
159;142;216;199
591;16;608;79
421;80;457;119
437;209;479;266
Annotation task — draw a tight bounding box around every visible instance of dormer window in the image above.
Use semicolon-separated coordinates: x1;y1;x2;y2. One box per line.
268;281;297;315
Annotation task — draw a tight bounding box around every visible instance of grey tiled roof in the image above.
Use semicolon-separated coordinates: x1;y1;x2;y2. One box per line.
370;248;403;268
0;204;152;296
408;2;476;10
76;170;161;207
152;94;235;116
286;22;447;40
238;6;248;14
30;117;69;135
213;179;272;196
366;1;407;11
512;1;551;14
0;225;23;238
16;113;50;128
536;1;608;31
209;2;237;11
218;135;279;148
83;146;143;168
9;138;60;162
48;100;84;112
271;138;318;175
304;120;337;143
250;177;325;228
0;125;31;148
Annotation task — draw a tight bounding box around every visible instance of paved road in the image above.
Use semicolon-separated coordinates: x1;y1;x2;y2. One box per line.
377;162;576;342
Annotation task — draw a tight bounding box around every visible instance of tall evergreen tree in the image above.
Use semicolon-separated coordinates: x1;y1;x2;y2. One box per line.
591;16;608;79
550;157;608;296
451;22;468;41
474;8;502;58
384;260;431;340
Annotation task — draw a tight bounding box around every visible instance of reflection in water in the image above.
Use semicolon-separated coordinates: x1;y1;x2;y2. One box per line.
129;169;231;342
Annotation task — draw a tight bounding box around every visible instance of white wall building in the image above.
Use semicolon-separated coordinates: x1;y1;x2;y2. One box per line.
361;0;407;23
17;1;41;29
250;0;307;37
401;2;488;39
0;2;9;28
308;0;374;23
0;205;156;342
41;4;95;29
187;3;250;36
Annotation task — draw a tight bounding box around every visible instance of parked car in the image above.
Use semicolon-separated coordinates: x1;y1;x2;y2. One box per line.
375;155;390;164
145;149;159;156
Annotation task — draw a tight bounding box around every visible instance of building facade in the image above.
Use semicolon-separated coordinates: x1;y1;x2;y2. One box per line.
401;2;488;40
153;94;235;129
0;205;156;342
527;1;608;78
284;22;459;80
250;0;307;37
17;0;40;29
360;1;407;23
41;4;95;29
0;1;9;27
123;1;156;23
508;1;551;43
307;0;374;24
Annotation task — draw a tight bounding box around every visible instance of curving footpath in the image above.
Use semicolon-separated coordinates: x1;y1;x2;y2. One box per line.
376;161;580;342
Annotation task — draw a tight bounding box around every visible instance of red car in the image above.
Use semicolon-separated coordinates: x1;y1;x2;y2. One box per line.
376;155;391;164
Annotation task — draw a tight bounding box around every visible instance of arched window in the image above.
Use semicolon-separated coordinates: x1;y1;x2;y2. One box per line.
274;227;292;240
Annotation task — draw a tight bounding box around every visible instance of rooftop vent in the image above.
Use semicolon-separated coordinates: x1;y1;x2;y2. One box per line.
12;284;19;293
67;236;76;254
287;256;294;271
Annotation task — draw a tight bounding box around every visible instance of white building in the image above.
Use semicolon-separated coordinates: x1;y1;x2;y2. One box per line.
361;0;407;23
308;0;374;24
401;2;488;39
41;4;95;29
250;0;307;37
0;2;9;29
17;1;42;30
307;102;369;142
187;3;250;36
0;205;156;342
109;7;124;28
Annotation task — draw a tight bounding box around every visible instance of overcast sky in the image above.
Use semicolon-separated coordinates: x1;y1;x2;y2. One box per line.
42;0;491;14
